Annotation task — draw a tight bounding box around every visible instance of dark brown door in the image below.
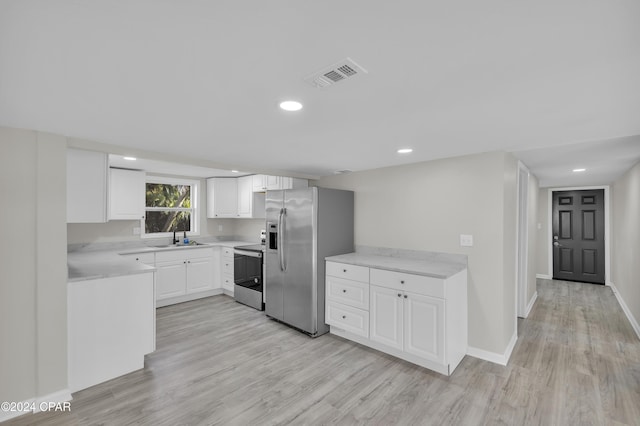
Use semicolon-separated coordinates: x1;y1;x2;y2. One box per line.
552;189;605;284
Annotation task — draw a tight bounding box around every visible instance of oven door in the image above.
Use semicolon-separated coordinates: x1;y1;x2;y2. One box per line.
233;249;264;310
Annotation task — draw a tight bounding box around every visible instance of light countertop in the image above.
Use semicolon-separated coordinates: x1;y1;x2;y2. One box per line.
325;250;467;279
68;240;254;282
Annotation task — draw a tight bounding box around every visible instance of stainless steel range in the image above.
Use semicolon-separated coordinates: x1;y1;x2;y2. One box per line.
233;244;265;310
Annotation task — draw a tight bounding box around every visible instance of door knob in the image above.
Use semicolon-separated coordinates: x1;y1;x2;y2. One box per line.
553;242;561;247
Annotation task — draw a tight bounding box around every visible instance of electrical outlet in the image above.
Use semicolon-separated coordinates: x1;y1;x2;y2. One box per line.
460;234;473;247
133;227;141;235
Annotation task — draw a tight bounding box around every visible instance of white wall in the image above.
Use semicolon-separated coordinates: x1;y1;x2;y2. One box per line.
317;151;519;356
0;127;68;406
536;187;550;277
611;160;640;335
527;174;539;302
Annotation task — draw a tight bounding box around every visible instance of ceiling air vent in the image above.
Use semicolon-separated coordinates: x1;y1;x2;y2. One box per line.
304;58;368;88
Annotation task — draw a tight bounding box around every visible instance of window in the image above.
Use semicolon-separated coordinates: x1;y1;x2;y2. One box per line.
143;177;198;237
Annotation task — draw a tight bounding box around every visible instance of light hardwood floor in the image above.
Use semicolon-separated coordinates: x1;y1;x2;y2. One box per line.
6;279;640;425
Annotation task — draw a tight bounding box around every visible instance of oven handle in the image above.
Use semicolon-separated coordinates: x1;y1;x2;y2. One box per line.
234;249;263;258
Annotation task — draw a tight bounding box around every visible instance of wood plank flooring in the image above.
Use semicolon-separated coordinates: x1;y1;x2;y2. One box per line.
6;279;640;425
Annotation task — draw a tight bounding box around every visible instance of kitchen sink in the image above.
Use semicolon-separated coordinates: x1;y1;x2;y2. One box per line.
152;242;208;249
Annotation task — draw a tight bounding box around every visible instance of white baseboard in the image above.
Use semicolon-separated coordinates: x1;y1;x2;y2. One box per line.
0;388;72;423
536;274;552;280
467;331;518;366
524;291;538;317
609;282;640;340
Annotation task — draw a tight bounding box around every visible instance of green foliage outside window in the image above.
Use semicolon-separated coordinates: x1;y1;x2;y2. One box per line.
145;183;193;233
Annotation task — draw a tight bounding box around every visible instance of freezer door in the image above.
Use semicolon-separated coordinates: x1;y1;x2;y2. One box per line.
282;188;317;334
265;190;285;321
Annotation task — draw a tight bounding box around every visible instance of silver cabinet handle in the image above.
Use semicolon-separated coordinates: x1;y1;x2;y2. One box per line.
343;269;347;273
401;280;405;284
397;293;401;297
342;289;347;293
404;295;408;299
342;315;346;319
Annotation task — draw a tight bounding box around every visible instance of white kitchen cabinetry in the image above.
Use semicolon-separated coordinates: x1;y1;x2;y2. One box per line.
237;175;266;219
325;263;370;338
120;252;155;265
221;246;234;295
68;272;155;392
252;174;267;192
252;174;308;192
326;260;467;376
67;148;108;223
109;168;145;220
369;284;403;350
207;178;238;218
155;248;214;307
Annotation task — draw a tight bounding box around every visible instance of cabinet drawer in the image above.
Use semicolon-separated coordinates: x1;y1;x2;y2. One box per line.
221;258;234;275
222;247;234;257
370;268;444;299
122;252;155;265
326;276;369;310
326;262;369;283
222;274;234;291
326;301;369;338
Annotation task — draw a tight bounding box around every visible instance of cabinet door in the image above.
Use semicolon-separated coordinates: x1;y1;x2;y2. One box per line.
265;175;281;190
207;178;238;218
252;174;267;192
109;168;145;220
155;261;186;300
67;149;108;223
237;175;253;218
370;285;403;350
186;257;213;293
404;292;445;364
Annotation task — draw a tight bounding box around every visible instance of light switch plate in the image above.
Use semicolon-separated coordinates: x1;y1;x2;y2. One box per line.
460;234;473;247
218;225;223;232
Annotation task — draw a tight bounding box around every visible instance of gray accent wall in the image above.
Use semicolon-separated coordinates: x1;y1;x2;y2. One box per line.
316;151;521;357
0;127;68;403
611;160;640;334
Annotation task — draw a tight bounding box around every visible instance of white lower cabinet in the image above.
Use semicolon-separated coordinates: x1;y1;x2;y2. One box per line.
326;260;467;376
154;248;215;306
68;272;155;392
221;246;234;295
370;285;403;350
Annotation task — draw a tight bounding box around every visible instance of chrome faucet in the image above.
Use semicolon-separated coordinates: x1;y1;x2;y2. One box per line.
173;230;180;245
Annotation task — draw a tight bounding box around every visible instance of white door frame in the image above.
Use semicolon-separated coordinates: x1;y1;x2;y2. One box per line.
546;186;611;285
516;162;530;318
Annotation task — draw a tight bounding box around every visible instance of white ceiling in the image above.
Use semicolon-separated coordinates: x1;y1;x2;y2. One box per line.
1;1;639;181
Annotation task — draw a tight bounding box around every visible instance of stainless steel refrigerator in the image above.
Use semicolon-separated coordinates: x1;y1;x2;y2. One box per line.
265;187;354;337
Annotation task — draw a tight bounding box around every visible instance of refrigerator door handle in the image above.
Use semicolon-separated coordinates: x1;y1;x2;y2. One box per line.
278;208;287;271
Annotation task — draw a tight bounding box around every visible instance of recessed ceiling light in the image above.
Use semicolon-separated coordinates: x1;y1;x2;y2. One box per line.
397;148;413;154
231;170;239;173
123;156;137;161
573;168;586;172
279;101;303;111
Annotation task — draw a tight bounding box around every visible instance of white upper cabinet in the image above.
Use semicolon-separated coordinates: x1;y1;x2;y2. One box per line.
109;168;145;220
237;175;253;218
252;174;308;192
238;175;266;219
265;175;281;190
207;178;238;218
252;174;267;192
67;148;108;223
